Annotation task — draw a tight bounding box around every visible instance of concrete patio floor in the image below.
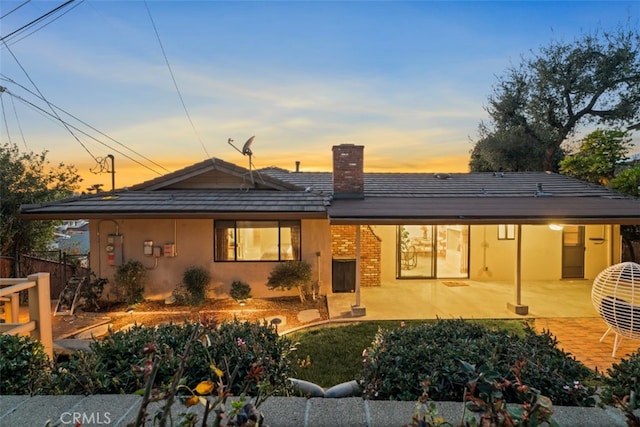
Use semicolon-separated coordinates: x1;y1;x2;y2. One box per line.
326;278;640;372
326;279;599;320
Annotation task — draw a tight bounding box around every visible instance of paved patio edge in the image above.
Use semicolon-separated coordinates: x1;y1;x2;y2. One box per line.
0;395;633;427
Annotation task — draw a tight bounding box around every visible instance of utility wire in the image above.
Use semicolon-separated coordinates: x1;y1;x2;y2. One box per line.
1;38;99;164
0;0;78;45
2;1;83;47
0;92;13;145
9;92;29;150
143;0;212;160
3;86;166;176
1;74;171;174
0;0;31;20
0;90;28;150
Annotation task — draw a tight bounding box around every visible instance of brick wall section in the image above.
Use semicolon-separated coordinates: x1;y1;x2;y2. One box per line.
332;144;364;196
331;225;381;287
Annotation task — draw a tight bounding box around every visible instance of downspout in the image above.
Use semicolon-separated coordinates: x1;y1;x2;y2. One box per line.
507;224;528;315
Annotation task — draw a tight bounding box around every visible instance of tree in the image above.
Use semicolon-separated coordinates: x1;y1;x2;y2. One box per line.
471;26;640;171
611;163;640;262
266;260;312;302
0;142;82;275
559;129;633;185
469;127;562;172
611;164;640;197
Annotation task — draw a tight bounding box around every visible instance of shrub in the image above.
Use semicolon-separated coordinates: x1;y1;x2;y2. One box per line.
80;273;108;310
182;265;211;305
267;260;312;302
359;319;596;406
52;319;295;396
600;348;640;409
230;280;252;302
0;334;51;395
114;260;146;305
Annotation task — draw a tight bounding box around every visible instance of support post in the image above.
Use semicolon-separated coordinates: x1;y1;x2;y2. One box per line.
2;293;20;323
351;225;366;317
28;273;53;359
507;224;528;315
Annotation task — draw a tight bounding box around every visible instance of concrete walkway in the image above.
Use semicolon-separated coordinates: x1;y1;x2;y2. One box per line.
0;394;632;427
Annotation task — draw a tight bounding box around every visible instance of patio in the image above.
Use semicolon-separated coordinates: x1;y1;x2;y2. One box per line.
327;278;640;372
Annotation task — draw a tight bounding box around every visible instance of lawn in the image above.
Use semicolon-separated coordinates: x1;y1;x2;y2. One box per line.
287;319;532;388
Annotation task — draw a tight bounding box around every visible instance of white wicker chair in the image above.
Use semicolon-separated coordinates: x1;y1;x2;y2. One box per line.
591;262;640;356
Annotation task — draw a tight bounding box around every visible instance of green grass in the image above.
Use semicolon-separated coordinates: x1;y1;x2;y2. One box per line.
287;319;532;388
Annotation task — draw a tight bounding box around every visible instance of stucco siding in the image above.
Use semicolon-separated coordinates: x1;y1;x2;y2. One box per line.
90;218;331;301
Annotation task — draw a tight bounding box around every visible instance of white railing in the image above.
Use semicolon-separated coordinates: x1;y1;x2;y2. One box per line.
0;273;53;359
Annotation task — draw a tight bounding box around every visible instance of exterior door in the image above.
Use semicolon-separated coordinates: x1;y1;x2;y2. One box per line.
562;226;585;278
397;225;468;279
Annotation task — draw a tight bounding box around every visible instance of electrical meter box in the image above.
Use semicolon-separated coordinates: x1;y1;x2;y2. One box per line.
106;234;124;266
143;240;154;256
163;243;176;257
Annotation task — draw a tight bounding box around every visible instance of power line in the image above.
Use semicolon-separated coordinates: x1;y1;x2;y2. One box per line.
1;75;172;174
0;89;28;150
1;38;100;164
0;0;31;21
0;0;79;45
143;0;212;160
2;86;167;176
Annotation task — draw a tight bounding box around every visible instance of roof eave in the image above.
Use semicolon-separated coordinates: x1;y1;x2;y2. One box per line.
328;216;640;225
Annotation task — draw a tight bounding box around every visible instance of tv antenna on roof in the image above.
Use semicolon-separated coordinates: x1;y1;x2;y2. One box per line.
227;136;263;188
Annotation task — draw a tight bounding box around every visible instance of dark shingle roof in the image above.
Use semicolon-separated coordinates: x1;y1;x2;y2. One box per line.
19;190;327;220
18;160;640;224
260;169;623;198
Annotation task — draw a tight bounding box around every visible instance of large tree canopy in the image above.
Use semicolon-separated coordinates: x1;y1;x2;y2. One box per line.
0;142;82;272
469;127;562;172
470;26;640;172
559;129;633;185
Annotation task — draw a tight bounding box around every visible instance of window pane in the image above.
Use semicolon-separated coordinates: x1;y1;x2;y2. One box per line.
214;221;235;261
436;225;469;278
214;220;301;261
280;221;301;260
563;225;580;246
498;224;515;240
237;221;279;260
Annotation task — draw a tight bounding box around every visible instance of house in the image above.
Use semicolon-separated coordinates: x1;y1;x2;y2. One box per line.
19;144;640;315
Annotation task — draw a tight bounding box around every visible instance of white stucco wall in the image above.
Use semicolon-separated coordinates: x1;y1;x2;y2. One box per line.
89;218;332;301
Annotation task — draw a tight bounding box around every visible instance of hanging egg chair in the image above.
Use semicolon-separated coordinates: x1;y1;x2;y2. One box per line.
591;262;640;356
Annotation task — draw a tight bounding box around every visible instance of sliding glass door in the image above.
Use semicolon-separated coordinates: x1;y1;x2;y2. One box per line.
397;225;469;279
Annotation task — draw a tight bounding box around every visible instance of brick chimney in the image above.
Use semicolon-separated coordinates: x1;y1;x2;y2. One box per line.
332;144;364;199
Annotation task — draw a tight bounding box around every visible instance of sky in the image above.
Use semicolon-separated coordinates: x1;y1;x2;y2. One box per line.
1;0;639;190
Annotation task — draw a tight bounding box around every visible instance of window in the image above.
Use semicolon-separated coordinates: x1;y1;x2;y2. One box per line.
498;224;515;240
214;220;301;261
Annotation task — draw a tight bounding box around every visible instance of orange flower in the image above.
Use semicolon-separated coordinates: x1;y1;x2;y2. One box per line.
184;396;199;407
195;380;214;395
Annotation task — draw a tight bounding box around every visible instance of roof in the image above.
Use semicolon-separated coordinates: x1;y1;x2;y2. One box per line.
19;190;327;220
259;169;640;224
260;169;621;197
18;158;640;224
